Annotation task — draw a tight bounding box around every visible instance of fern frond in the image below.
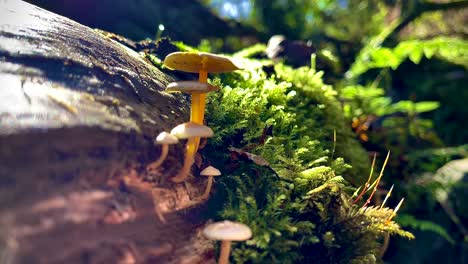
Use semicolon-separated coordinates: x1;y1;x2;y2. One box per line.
397;214;454;244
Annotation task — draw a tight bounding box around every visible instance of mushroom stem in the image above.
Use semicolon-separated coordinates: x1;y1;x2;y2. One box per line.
186;70;208;157
171;137;197;183
197;70;208;123
218;240;232;264
199;70;208;84
194;70;208;152
191;92;202;123
147;145;168;170
200;176;214;200
185;93;202;163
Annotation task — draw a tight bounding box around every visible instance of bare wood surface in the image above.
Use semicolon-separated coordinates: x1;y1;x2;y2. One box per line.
0;1;214;263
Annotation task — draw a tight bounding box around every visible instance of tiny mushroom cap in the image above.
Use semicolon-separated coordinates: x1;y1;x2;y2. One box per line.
166;81;220;93
200;166;221;177
163;52;241;73
155;132;179;145
203;221;252;241
170;122;214;139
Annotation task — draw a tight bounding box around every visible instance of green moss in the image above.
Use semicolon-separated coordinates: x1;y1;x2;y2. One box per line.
198;46;413;263
146;42;412;263
207;57;368;184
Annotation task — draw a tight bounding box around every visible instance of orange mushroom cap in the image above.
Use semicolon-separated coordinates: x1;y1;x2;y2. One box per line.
163;52;241;73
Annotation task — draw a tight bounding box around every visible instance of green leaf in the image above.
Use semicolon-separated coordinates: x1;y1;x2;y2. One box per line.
414;101;440;113
348;37;468;79
409;49;424;64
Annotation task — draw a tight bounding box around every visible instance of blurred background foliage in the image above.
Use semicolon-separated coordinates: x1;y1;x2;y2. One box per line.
28;0;468;263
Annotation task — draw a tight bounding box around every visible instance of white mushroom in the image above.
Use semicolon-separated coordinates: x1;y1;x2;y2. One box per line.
199;166;221;200
147;132;179;170
165;81;220;93
203;221;252;264
170;122;213;183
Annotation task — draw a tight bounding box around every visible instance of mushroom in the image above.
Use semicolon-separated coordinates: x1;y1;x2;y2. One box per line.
165;81;220;93
147;132;179;170
203;221;252;264
163;52;240;124
164;52;240;154
170;122;214;182
166;81;219;152
199;166;221;200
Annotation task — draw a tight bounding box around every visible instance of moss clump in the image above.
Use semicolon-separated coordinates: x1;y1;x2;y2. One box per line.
200;47;412;263
206;55;368;184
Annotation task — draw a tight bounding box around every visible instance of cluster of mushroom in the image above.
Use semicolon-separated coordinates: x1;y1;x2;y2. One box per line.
149;52;239;197
148;52;252;262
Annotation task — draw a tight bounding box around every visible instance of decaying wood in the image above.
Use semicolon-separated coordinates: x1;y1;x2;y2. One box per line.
0;1;214;263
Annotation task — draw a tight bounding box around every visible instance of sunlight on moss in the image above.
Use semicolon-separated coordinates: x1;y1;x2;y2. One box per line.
199;44;412;263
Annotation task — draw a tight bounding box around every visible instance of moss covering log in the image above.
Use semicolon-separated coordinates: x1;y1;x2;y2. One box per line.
196;47;413;263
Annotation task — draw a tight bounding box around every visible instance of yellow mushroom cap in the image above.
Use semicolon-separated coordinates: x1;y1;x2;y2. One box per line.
200;166;221;177
170;122;214;139
203;221;252;241
166;81;220;93
155;132;179;145
163;52;241;73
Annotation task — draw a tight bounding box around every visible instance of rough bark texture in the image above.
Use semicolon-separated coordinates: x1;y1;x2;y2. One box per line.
0;1;214;263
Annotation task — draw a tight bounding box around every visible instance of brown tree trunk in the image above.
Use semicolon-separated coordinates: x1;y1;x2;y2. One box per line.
0;1;214;263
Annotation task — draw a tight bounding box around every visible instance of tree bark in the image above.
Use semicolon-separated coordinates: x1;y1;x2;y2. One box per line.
0;1;214;263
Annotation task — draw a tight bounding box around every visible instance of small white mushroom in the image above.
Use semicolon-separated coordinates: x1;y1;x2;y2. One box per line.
199;166;221;200
203;221;252;264
147;132;179;170
170;122;214;183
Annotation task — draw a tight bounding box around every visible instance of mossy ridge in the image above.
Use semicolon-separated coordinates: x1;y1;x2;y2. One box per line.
200;48;412;263
206;57;368;184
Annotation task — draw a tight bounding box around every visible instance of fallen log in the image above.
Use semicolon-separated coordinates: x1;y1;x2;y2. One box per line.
0;1;213;263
